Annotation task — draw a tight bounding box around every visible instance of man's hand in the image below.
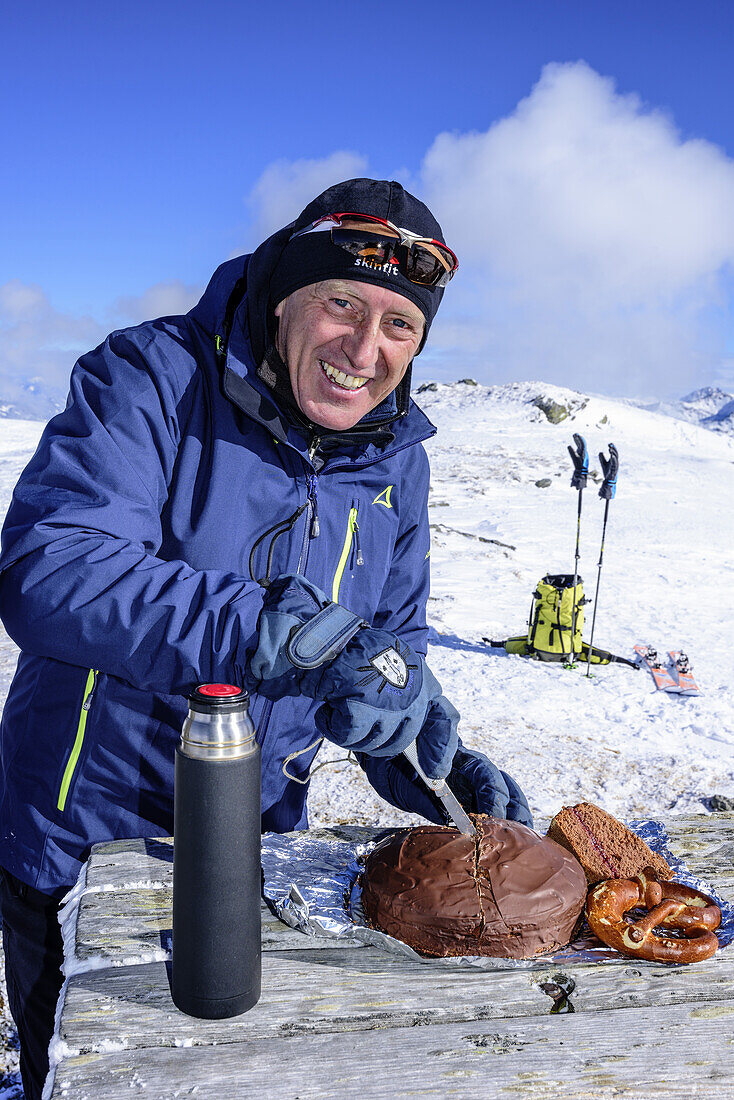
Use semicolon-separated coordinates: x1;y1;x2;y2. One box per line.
247;574;458;779
360;739;534;828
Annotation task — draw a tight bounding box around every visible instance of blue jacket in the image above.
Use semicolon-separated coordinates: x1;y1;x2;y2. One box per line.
0;235;436;897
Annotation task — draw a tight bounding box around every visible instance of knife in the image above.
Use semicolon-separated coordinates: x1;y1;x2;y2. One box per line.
402;741;476;835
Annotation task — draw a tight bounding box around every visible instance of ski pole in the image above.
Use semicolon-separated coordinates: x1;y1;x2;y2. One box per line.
586;443;618;678
567;433;588;664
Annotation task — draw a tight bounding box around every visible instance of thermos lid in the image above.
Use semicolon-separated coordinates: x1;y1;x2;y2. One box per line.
188;684;250;714
198;684;243;697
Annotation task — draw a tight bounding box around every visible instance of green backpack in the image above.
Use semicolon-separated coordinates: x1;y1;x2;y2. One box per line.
528;573;585;661
487;573;638;667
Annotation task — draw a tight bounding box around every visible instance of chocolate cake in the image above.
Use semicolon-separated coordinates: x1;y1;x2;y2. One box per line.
361;815;587;959
546;802;671;885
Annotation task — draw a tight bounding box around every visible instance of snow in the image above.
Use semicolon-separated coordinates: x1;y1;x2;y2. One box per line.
307;380;734;830
0;383;733;1096
0;387;731;832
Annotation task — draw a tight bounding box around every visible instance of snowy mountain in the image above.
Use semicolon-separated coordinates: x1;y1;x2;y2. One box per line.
0;383;732;837
0;378;65;421
637;385;734;436
680;386;734;418
701;396;734;432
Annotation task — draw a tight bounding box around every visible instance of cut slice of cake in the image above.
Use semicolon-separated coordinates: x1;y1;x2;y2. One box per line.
546;802;671;885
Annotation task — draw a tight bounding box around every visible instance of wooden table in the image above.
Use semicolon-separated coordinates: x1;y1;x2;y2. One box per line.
47;814;734;1099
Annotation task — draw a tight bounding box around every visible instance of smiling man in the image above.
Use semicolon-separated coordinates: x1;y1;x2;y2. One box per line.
0;178;531;1098
274;278;425;430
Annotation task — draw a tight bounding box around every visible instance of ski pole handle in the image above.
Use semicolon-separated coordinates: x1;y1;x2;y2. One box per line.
568;433;588;491
599;443;618;500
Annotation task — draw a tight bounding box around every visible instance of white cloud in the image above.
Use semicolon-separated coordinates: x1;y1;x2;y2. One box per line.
244;151;369;245
5;64;734;407
0;280;105;408
418;62;734;396
0;280;202;415
112;281;202;325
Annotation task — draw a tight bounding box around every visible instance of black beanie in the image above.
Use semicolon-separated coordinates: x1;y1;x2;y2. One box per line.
268;179;450;348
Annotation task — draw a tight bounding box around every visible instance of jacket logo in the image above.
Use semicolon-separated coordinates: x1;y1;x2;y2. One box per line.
370;647;409;689
372;486;394;509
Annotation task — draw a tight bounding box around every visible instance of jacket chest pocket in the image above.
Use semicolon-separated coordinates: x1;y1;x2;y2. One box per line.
328;495;397;617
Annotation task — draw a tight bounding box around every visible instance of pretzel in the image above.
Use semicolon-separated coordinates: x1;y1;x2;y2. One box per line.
585;868;721;964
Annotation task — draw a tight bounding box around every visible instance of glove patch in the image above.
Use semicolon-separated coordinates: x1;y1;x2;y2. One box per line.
359;644;417;692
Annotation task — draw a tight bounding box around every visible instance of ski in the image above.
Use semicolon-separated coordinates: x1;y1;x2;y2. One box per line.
633;644;679;692
668;650;701;696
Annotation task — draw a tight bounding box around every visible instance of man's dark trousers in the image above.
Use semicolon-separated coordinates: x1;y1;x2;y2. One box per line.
0;867;64;1100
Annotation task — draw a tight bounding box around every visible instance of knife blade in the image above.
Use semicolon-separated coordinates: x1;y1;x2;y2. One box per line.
402;741;476;835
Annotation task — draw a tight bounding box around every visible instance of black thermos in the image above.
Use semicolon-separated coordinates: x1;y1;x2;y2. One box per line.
172;683;261;1018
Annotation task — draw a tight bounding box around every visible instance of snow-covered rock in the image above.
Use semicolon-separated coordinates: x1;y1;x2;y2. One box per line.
637;385;734;436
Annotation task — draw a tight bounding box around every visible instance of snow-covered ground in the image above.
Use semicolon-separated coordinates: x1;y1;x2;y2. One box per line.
308;380;734;831
0;381;733;1094
0;384;732;835
0;420;45;1096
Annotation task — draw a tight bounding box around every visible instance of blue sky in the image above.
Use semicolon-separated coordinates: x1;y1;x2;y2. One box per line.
3;0;734;405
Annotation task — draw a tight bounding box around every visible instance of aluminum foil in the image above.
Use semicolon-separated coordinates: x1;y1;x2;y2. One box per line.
261;819;733;969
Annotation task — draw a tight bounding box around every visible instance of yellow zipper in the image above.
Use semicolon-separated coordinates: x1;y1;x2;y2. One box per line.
57;668;98;812
332;507;358;603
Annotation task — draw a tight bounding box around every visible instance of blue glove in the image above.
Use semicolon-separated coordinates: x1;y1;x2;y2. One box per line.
247;574;458;779
247;574;341;698
360;740;534;828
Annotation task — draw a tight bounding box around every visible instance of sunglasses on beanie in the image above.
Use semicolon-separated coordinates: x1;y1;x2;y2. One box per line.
290;212;458;288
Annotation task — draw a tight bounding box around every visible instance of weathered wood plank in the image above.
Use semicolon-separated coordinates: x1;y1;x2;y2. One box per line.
57;939;734;1057
663;814;734;892
84;836;173;890
70;815;733;969
49;999;734;1099
70;890;356;966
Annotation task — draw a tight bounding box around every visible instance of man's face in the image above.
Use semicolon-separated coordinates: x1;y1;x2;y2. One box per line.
274;278;425;431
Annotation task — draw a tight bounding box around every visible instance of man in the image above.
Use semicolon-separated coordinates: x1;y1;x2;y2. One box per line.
0;178;530;1097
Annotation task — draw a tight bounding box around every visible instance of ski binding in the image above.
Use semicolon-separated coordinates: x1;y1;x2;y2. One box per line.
668;650;700;696
634;645;681;692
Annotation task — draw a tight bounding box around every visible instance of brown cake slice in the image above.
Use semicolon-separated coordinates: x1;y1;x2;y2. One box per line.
546;802;671;885
361;815;586;959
